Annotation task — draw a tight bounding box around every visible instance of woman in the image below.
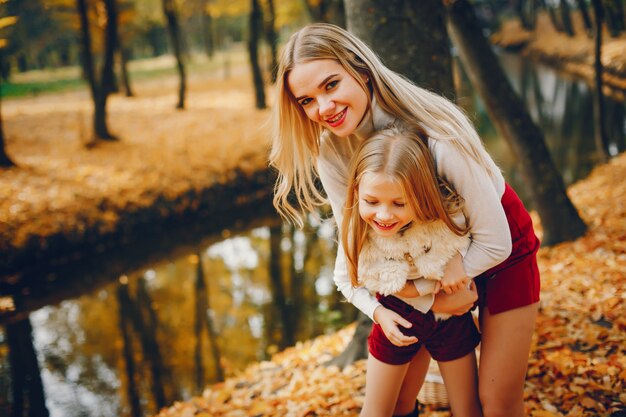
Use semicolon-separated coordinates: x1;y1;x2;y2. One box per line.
269;23;540;417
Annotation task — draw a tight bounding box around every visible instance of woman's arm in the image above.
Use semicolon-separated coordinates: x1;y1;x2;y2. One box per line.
430;139;512;277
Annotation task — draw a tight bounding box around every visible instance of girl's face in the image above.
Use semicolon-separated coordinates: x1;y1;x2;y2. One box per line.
287;59;369;137
358;172;415;237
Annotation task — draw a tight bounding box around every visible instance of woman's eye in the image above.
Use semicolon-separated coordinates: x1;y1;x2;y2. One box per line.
363;199;377;205
299;98;312;106
326;80;339;90
394;202;406;207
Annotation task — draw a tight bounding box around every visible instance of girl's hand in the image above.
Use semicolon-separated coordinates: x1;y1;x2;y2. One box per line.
431;280;478;315
440;252;470;294
394;281;419;298
373;306;418;347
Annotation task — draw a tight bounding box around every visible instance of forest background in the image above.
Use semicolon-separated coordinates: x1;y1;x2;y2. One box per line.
0;0;625;417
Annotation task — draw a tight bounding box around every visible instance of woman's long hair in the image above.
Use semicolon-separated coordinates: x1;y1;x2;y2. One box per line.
269;23;500;227
341;127;468;287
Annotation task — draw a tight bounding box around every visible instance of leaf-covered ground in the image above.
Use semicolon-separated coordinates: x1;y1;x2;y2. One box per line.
492;13;626;100
0;62;272;274
154;152;626;417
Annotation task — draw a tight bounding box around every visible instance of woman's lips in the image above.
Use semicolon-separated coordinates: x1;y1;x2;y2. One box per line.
325;108;347;128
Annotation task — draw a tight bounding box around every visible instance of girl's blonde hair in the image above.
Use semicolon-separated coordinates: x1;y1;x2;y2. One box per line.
269;23;499;227
341;127;468;287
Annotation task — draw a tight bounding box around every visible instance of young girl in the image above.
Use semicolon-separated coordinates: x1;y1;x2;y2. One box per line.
343;127;482;417
270;23;540;417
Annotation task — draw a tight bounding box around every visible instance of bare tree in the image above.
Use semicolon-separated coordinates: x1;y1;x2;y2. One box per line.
162;0;186;109
591;0;610;160
264;0;279;83
248;0;266;109
76;0;119;141
0;86;16;167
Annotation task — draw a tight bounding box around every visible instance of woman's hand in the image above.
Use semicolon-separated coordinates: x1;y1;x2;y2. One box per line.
431;280;478;315
373;306;418;347
440;252;470;294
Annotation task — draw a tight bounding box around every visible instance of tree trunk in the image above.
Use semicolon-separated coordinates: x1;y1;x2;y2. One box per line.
304;0;346;27
200;0;215;59
6;318;50;417
119;46;134;97
516;0;538;30
0;91;16;167
162;0;187;109
248;0;266;109
264;0;279;83
559;0;575;36
547;3;565;32
345;0;455;99
325;312;370;368
76;0;97;100
591;0;610;161
603;0;625;36
447;0;587;245
76;0;117;141
575;0;593;35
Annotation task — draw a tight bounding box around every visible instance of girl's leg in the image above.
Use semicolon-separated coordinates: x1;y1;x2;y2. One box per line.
478;303;539;417
360;355;411;417
393;346;431;415
438;351;482;417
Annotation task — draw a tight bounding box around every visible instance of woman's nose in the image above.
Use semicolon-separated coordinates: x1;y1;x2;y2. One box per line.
318;97;335;118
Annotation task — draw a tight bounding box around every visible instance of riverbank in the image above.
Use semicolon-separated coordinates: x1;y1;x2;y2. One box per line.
0;67;273;285
491;13;626;100
153;151;626;417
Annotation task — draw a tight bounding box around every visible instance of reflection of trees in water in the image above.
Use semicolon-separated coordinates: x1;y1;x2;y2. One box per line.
6;318;49;417
116;278;172;414
194;252;224;392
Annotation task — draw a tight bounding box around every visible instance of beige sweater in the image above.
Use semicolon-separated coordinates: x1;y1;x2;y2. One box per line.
317;101;512;321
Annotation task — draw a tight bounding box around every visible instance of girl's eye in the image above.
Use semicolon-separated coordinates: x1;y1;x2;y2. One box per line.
394;202;406;207
363;199;377;205
299;97;312;106
325;80;339;90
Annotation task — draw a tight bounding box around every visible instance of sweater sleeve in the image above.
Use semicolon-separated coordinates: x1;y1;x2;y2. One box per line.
430;139;512;278
317;146;382;321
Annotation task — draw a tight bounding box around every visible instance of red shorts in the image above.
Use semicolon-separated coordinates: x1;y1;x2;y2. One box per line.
368;295;480;364
474;183;541;314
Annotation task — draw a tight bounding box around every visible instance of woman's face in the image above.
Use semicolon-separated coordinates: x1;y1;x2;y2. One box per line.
287;59;369;137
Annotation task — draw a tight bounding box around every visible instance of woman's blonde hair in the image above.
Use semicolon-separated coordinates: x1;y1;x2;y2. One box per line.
269;23;499;227
341;127;468;287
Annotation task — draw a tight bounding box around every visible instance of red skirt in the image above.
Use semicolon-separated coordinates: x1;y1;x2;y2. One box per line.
474;183;541;314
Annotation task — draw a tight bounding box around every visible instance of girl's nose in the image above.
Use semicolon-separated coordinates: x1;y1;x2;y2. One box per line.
376;208;393;221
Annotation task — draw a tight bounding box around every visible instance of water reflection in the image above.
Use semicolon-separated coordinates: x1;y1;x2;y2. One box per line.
0;211;353;417
457;51;626;206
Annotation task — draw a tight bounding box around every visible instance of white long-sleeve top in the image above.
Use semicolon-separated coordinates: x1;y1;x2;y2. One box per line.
316;102;512;321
